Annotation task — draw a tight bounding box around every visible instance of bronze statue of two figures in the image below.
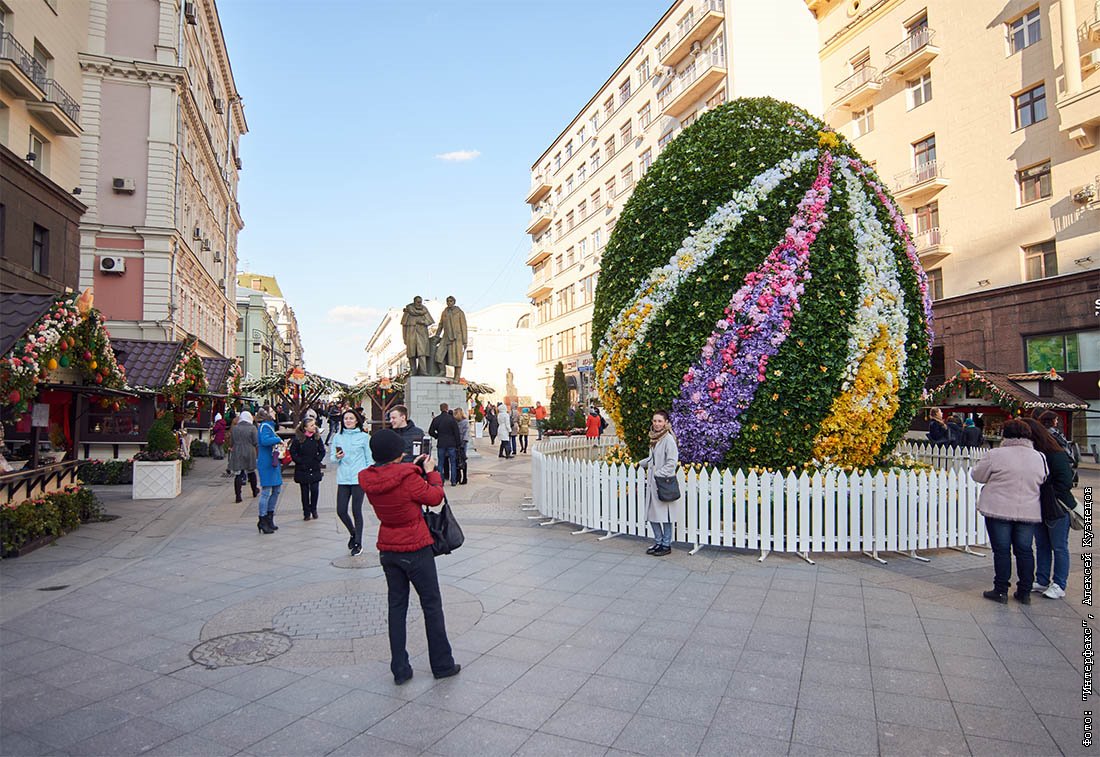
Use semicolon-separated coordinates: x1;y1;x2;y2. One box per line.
402;296;467;380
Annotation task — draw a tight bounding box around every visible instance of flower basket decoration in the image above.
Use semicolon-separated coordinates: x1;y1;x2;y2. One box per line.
0;290;127;419
227;359;243;397
162;339;207;408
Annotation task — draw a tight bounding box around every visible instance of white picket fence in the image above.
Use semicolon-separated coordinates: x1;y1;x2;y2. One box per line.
531;437;988;560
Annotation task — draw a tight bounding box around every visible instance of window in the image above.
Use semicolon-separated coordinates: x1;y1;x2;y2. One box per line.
604;96;614;119
565;140;573;159
851;51;871;72
28;130;45;172
619;120;632;145
657;82;672;108
590;151;600;171
639;102;652;129
620;164;634;192
657;33;671;59
554;220;563;238
619;77;631;105
1023;240;1057;280
566;210;575;231
593;228;603;250
913;201;939;234
906;73;932;109
577;200;586;219
554;152;561;171
580;322;591;352
1026;331;1100;373
604;136;615;162
605;176;616;199
1009;8;1041;53
566;246;575;267
591;188;601;211
32;224;48;275
566;175;574;194
906;14;929;36
577;164;586;183
926;268;943;300
577;125;586;143
683;111;698;127
554;253;564;273
637;57;650;84
706;89;726;109
1018;160;1051;204
913;135;936;170
640;148;653;174
658;130;675;151
0;204;5;258
589;114;599;133
852;106;874;137
1014;84;1047;128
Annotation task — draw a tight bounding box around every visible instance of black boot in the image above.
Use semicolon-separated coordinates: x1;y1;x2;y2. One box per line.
249;472;259;497
265;512;278;531
310;507;318;519
257;516;274;534
234;475;243;503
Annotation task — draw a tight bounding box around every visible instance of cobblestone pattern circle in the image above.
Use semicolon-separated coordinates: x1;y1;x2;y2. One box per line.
271;592;421;639
189;631;292;668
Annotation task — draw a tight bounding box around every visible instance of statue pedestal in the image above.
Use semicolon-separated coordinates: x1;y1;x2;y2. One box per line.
407;376;466;441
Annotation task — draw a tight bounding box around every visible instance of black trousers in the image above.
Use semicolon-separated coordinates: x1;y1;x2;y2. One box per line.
298;480;319;515
380;545;454;677
499;439;511;457
336;484;364;545
519;435;528;453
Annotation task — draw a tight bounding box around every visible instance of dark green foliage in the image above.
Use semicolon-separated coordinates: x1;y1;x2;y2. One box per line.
144;414;177;454
548;362;570;431
77;459;133;485
189;440;210;457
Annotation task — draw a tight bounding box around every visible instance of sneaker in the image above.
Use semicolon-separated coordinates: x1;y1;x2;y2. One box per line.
654;546;672;556
982;590;1008;604
351;544;363;557
645;544;660;555
1033;583;1050;593
1042;584;1066;599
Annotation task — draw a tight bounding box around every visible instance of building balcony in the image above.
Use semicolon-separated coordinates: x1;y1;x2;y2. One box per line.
0;33;47;99
913;227;952;267
832;66;882;110
882;27;940;79
526;269;553;299
1059;84;1100;149
658;50;727;119
526;206;553;236
659;0;725;67
25;79;81;136
525;176;552;205
893;160;950;204
1084;13;1100;42
526;245;551;267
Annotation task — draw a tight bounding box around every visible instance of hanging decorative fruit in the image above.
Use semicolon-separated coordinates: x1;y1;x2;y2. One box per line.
59;355;70;368
47;358;59;371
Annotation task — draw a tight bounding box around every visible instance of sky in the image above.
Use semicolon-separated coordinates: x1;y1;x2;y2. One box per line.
217;0;675;383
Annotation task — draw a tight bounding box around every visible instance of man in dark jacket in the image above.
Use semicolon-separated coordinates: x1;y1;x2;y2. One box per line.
388;405;425;463
428;403;462;486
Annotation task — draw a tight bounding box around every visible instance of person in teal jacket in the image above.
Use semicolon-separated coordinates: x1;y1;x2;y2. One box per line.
330;407;373;556
255;409;284;534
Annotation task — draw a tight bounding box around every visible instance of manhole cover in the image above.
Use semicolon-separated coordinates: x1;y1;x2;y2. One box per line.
272;592;420;639
190;631;292;668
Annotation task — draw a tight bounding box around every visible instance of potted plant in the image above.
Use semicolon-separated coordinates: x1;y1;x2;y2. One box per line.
132;413;182;499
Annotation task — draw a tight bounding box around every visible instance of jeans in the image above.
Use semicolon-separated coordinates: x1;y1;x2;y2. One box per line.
336;484;365;546
510;434;517;455
536;420;544;440
1035;513;1071;590
258;485;281;517
210;442;224;459
438;446;457;485
299;480;319;515
380;545;455;678
650;520;673;548
984;516;1036;594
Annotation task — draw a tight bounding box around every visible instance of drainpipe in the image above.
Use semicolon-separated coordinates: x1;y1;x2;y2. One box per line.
167;0;186;340
222;94;236;357
1061;0;1083;97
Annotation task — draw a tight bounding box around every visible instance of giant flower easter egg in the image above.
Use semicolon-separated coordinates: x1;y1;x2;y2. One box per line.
592;98;933;469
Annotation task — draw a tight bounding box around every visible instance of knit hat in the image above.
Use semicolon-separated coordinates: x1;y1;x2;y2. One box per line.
964;418;975;427
370;428;405;463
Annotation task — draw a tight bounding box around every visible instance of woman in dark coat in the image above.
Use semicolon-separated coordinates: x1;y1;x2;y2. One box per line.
289;417;326;520
485;405;499;445
229;410;259;503
927;408;948;445
1023;418;1076;600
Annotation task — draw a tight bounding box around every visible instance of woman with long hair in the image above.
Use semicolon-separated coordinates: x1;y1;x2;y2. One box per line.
970;419;1045;603
289;416;326;520
329;408;373;556
639;410;680;556
1022;417;1076;600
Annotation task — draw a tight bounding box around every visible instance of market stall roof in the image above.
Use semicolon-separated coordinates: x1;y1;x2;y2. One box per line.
925;366;1089;412
201;357;234;394
0;292;54;356
110;338;184;390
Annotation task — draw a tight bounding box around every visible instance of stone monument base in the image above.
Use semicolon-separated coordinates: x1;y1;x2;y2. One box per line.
406;376;467;441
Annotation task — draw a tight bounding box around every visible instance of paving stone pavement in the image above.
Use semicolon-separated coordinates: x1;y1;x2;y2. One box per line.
0;434;1093;756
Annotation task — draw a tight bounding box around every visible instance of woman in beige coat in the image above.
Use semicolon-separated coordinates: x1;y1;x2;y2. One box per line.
970;418;1045;604
639;410;680;556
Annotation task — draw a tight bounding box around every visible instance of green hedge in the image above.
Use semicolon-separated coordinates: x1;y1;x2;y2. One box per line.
0;486;103;557
77;459;133;485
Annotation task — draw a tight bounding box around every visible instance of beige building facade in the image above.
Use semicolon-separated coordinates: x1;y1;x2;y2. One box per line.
805;0;1100;446
77;0;247;359
236;273;304;371
525;0;821;404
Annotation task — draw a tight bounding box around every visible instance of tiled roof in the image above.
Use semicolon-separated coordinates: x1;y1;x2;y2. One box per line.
982;371;1088;411
201;357;233;394
0;292;55;357
110;338;184;390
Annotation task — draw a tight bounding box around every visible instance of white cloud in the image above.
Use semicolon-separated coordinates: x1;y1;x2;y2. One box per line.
435;149;481;162
326;305;384;324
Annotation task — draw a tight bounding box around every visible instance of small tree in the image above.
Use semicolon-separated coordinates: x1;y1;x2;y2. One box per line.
145;413;178;454
548;362;570;431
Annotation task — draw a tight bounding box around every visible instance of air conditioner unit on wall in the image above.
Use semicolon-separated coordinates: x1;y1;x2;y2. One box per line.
112;177;135;194
99;256;125;274
184;2;197;24
691;40;703;55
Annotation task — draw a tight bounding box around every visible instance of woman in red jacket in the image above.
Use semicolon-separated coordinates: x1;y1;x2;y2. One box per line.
359;429;460;685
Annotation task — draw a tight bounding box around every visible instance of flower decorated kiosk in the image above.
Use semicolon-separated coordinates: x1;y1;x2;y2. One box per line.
534;99;985;562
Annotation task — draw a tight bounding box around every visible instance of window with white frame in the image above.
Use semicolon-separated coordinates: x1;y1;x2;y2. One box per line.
1017;160;1051;204
577;163;586;183
554;152;561;171
590;151;600;171
1008;8;1040;53
619;77;631;106
852;106;874;137
637;57;650;84
640;148;653;174
604;136;615;162
907;73;932;109
577;200;587;219
1023;240;1057;280
565;174;574;194
564;140;573;159
593;228;603;250
578;238;587;258
591;188;601;212
1013;83;1046;128
926;268;943;300
604;96;614;119
605;176;616;199
619;120;632;144
639;102;652;129
620;164;633;192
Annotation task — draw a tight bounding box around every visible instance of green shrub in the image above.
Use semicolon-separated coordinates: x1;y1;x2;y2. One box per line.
145;415;177;455
547;362;570;432
77;459;133;485
189;440;209;457
0;486;103;557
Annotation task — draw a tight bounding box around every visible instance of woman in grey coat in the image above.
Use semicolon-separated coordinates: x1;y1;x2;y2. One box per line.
229;410;260;503
639;410;680;556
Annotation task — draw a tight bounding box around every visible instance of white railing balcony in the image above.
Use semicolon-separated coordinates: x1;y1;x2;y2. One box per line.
833;66;882;109
526;175;552;205
893;160;950;203
913;227;952;265
882;27;940;78
526;267;553;298
657;50;727;117
526;204;554;236
661;0;725;66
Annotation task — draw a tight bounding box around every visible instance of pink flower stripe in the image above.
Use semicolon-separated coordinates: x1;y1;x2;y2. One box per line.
672;153;835;464
846;159;934;349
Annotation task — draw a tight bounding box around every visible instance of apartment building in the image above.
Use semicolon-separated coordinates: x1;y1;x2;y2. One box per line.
236;273;304;373
235;286;287;380
805;0;1100;445
524;0;820;404
77;0;247;359
0;0;89;293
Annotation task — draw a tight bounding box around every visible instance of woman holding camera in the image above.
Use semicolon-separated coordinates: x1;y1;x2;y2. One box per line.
359;429;460;685
329;408;373;556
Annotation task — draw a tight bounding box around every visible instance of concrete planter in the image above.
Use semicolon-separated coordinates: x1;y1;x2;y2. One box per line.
132;460;182;500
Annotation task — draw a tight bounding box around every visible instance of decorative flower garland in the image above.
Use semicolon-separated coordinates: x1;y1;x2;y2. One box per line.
162;340;207;407
0;292;126;417
227;359;243;396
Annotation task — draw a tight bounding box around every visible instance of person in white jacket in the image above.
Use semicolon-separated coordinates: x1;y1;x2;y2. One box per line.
496;404;512;459
639;410;680;557
969;419;1045;604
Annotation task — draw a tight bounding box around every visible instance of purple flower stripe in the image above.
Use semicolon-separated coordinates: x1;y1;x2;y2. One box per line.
672;154;835;464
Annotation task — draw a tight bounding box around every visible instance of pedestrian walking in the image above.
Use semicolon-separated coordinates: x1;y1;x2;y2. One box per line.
454;408;469;484
534;401;547;440
1023;417;1076;600
517;410;530;454
388;405;425;463
970;419;1045;604
326;404;343;443
496;403;512;458
255;409;284;534
359;429;461;686
210;413;227;460
230;410;259;504
485;404;499;445
585;408;602;440
961;417;983;447
289;417;326;520
639;410;680;556
428;403;461;486
330;408;373;556
946;414;964;447
509;404;519;455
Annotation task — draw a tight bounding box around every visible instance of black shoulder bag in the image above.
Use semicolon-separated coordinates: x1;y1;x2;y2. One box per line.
424;495;464;556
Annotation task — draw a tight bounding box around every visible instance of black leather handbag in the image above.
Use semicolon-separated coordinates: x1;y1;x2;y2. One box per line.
654;475;680;502
423;496;464;556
